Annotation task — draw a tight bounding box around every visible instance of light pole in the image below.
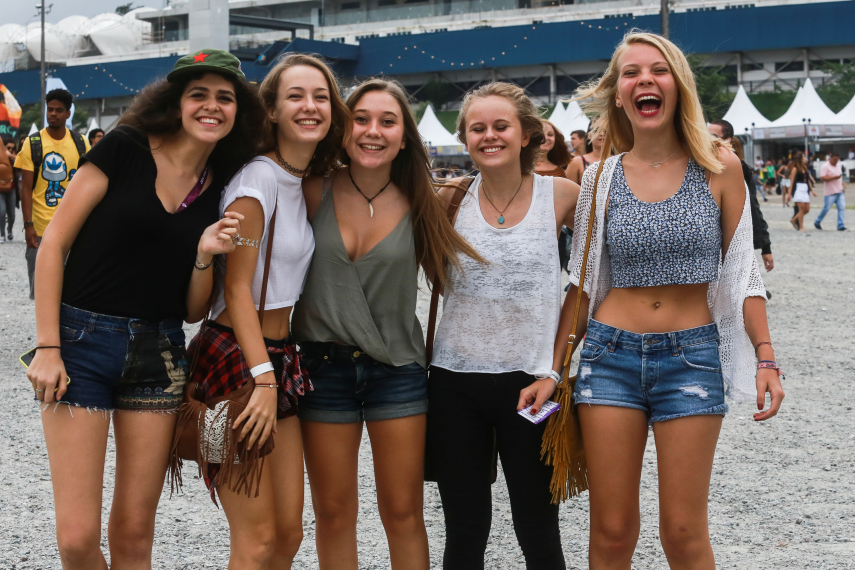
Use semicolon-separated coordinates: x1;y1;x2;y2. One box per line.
37;1;52;129
661;0;670;39
802;118;811;157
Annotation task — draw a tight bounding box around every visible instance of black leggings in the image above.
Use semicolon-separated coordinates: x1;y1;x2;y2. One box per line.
426;367;565;569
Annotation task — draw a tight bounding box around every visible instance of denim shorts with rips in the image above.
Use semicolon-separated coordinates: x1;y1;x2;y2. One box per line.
573;319;728;424
48;303;188;411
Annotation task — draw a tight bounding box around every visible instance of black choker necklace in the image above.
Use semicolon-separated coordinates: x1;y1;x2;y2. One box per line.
348;168;392;218
274;148;309;177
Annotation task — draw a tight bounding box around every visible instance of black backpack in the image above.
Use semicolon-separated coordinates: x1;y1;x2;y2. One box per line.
29;129;87;172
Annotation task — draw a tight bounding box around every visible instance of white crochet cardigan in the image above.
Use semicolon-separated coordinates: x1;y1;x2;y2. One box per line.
568;154;766;401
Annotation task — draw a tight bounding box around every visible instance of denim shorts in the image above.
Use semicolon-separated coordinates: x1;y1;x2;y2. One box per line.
52;304;188;411
297;342;428;423
573;319;728;424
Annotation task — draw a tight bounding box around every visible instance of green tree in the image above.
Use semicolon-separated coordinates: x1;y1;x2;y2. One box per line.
420;79;455;112
115;2;140;16
688;55;732;122
816;60;855;113
20;103;41;131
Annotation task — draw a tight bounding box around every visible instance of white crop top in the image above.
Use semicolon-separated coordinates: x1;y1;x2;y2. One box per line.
211;157;315;320
431;173;561;376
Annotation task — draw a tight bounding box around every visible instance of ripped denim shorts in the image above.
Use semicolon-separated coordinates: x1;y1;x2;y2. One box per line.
573;319;728;424
47;304;188;411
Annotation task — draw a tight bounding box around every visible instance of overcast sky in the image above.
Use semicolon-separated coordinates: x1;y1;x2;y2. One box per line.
5;1;167;27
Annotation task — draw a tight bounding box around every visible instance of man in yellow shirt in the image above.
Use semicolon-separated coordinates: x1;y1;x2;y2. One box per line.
14;89;89;299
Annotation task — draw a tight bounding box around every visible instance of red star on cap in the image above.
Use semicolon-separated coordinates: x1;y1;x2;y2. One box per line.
193;53;208;63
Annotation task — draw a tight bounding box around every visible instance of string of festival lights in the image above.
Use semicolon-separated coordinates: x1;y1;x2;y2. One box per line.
72;65;141;98
377;18;635;71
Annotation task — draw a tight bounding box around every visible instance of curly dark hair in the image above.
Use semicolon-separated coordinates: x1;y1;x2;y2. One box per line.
45;89;73;111
118;71;265;184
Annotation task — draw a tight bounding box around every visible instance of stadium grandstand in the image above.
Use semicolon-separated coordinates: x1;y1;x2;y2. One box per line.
1;0;853;132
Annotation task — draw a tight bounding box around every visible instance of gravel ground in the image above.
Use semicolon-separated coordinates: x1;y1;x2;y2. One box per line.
1;191;854;569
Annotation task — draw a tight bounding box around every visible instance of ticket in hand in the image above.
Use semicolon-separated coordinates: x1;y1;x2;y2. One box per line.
517;400;561;424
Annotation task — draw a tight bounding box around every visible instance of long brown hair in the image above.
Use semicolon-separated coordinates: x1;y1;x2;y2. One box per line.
258;53;351;176
792;151;808;172
541;120;571;167
119;70;265;184
455;82;545;175
342;78;483;288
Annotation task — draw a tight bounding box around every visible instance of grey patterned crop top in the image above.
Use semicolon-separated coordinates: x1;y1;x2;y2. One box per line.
606;156;721;288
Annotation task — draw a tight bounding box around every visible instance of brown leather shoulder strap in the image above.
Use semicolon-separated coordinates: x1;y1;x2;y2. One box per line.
425;177;473;365
257;196;278;328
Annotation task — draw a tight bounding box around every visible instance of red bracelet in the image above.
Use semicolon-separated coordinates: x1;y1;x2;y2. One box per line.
754;341;773;352
757;361;785;380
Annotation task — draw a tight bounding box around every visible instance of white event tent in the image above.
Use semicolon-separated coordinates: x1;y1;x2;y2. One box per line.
560;100;590;136
546;102;565;126
769;78;838;128
721;85;771;134
834;92;855;125
418;104;458;146
418;104;465;155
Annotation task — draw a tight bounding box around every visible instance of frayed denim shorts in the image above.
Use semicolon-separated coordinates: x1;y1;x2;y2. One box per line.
573;319;728;424
51;304;188;411
297;342;428;423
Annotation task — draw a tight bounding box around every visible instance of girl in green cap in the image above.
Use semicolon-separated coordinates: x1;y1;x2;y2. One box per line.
26;50;264;569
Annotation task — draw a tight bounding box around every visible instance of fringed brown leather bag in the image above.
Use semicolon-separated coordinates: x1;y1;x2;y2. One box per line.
540;156;607;504
168;200;278;498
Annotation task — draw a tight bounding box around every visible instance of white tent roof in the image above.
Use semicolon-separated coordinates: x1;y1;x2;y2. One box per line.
835;92;855;125
418;104;459;147
546;102;565;127
770;78;839;127
560;100;590;136
85;118;101;137
721;85;771;134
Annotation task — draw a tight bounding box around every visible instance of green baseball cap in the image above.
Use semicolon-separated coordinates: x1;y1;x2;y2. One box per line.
167;49;245;83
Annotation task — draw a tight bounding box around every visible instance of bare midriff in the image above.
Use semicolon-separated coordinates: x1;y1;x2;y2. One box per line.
594;283;712;334
215;306;293;341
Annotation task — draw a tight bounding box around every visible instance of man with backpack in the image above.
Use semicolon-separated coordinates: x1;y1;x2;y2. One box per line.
14;88;89;299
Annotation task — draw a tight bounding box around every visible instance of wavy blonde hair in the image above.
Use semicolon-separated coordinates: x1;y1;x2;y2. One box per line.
455;82;545;175
573;30;726;173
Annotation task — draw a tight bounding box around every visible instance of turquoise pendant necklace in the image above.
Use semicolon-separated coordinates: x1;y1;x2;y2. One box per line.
480;176;525;224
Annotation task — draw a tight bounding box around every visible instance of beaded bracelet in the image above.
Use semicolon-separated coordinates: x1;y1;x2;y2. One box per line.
757;360;785;380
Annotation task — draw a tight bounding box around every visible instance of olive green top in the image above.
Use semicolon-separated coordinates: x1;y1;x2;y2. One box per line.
291;173;426;368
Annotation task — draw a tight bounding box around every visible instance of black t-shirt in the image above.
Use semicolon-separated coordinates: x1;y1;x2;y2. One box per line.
62;126;222;322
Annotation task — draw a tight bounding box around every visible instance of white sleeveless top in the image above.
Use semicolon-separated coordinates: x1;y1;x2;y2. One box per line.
211;157;315;320
431;173;561;376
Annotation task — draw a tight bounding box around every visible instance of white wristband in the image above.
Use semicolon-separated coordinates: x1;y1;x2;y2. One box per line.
536;370;562;385
249;361;274;379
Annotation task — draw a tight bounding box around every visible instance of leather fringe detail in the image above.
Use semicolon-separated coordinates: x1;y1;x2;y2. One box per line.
540;375;589;504
208;398;267;501
167;398;206;497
